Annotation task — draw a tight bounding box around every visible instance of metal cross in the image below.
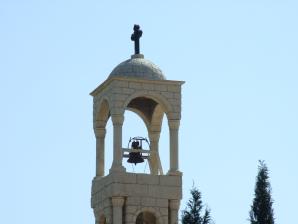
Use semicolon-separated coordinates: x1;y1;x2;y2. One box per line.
131;24;143;54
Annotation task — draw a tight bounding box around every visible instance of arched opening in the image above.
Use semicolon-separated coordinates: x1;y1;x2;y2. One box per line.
122;110;150;173
122;96;170;175
127;97;158;125
99;214;106;224
95;99;110;127
158;116;169;173
94;98;111;177
104;118;113;175
136;211;156;224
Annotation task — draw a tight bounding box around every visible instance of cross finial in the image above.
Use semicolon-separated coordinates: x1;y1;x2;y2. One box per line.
131;24;143;54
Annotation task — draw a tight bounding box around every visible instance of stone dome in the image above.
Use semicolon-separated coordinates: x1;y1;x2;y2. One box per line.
109;54;166;80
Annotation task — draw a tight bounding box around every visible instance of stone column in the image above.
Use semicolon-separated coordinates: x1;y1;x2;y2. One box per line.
110;114;125;173
168;119;180;175
169;200;180;224
95;127;106;177
112;197;125;224
149;131;161;175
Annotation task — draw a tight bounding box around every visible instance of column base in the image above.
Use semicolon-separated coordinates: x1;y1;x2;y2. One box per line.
109;165;126;174
167;170;183;176
93;176;104;181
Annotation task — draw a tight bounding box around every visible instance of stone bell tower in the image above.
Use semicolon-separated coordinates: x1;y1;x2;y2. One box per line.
90;25;184;224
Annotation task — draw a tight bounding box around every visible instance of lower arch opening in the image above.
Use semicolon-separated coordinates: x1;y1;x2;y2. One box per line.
136;211;156;224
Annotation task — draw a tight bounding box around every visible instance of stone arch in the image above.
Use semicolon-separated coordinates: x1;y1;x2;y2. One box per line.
133;207;163;224
124;101;164;143
126;107;150;129
94;207;107;224
123;90;173;120
125;103;164;136
136;212;156;224
99;214;106;224
94;96;112;129
150;104;165;132
122;92;172;175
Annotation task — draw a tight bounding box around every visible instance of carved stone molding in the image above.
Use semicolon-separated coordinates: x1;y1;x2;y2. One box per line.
111;114;124;126
168;119;180;130
111;197;125;207
95;127;106;138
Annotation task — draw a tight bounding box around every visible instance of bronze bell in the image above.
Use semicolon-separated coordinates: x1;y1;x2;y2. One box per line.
127;140;144;165
127;152;144;165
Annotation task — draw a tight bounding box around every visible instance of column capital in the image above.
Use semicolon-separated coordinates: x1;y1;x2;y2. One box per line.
111;196;125;207
168;119;180;130
169;200;180;210
111;114;124;126
94;127;106;138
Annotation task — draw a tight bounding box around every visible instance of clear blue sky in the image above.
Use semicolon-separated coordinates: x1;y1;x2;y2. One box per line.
1;1;297;224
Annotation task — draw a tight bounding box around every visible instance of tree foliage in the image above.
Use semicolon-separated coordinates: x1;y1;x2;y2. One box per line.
249;160;275;224
182;187;212;224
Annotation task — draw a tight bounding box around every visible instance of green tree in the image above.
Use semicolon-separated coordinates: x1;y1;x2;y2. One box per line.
249;160;275;224
182;186;212;224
